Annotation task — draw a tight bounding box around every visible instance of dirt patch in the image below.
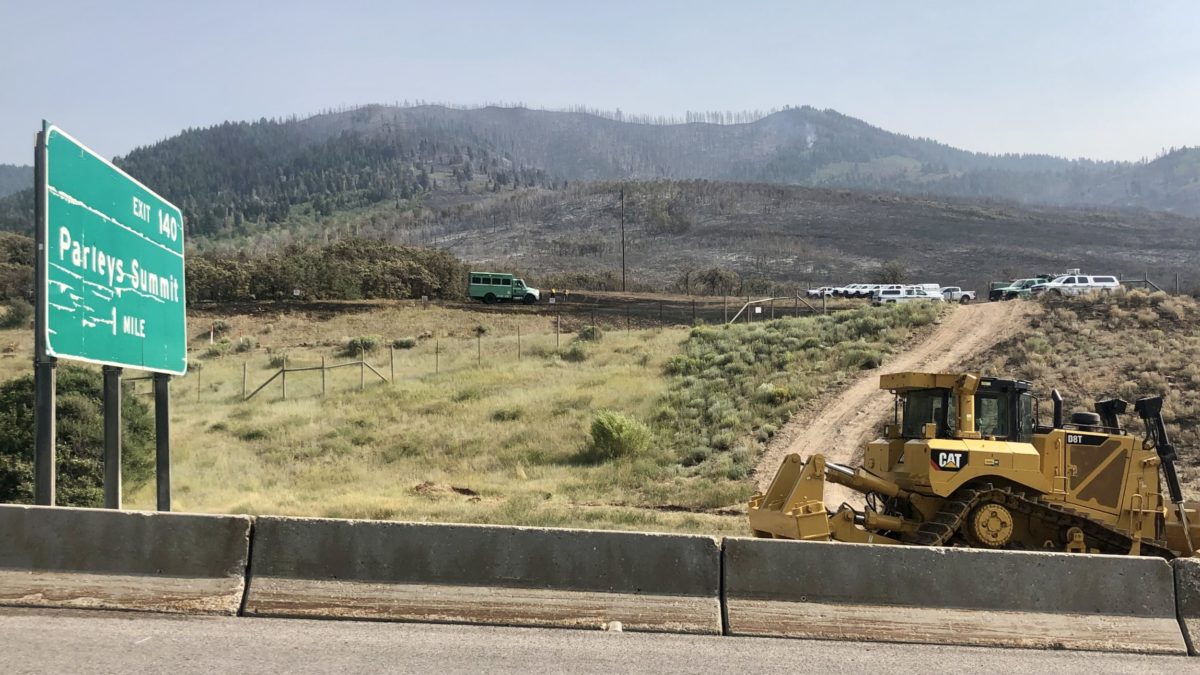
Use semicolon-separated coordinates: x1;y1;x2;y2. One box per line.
753;301;1035;506
413;482;482;501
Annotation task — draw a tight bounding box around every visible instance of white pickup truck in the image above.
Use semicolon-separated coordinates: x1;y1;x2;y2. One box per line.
939;287;976;304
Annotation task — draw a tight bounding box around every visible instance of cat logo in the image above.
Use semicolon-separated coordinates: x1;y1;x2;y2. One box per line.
933;451;969;471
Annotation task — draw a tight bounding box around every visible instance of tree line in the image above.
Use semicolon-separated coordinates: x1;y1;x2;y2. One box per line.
186;239;464;303
0;234;466;306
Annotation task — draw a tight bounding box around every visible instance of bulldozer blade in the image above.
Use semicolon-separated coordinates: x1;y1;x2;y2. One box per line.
748;454;832;540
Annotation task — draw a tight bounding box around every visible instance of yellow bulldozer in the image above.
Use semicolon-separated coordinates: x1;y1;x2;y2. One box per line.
749;372;1200;558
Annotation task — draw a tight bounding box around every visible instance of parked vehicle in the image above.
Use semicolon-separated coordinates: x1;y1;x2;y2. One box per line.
806;286;836;298
987;280;1011;302
872;286;945;306
988;274;1058;301
1031;274;1120;297
467;271;541;304
991;278;1043;301
939;287;976;304
833;283;868;297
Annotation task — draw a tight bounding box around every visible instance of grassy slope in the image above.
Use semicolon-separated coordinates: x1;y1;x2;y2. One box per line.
0;299;942;534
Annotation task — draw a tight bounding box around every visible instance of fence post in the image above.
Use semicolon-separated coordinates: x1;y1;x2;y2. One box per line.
242;362;247;400
724;296;728;323
281;355;287;400
477;333;481;367
658;301;663;325
435;339;440;374
556;312;561;348
770;298;775;319
1176;272;1181;295
692;299;696;325
517;325;522;361
746;296;751;324
196;366;200;403
321;356;326;396
626;302;630;333
390;346;395;384
822;293;827;314
360;347;365;391
795;296;799;317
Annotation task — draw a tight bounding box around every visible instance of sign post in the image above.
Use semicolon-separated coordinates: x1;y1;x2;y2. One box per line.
102;365;122;509
153;373;171;511
35;123;187;509
33;131;55;505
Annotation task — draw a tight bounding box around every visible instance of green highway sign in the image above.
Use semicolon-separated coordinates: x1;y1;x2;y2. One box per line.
41;123;187;374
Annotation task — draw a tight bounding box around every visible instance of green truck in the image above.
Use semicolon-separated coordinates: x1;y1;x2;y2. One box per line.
468;272;541;304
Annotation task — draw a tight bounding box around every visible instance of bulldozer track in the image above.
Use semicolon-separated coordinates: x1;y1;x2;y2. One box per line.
909;484;1174;559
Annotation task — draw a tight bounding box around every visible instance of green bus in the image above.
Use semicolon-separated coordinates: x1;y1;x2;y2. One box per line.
468;272;541;304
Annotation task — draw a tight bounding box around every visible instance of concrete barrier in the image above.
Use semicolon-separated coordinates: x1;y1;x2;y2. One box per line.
0;504;252;615
1174;558;1200;655
244;517;722;633
724;538;1187;654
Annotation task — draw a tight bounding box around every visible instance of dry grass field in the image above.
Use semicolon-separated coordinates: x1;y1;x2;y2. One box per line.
0;298;941;534
9;290;1200;528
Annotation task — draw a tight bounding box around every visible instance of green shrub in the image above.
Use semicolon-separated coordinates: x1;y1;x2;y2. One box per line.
210;319;231;338
584;410;651;461
577;325;603;341
0;366;153;505
491;407;524;422
838;345;883;370
561;342;588;362
393;337;417;349
452;387;483;402
526;344;555;358
0;298;32;329
753;383;789;405
235;336;257;353
341;335;381;356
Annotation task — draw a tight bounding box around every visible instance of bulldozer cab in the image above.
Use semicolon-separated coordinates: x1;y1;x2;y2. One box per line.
886;373;1035;442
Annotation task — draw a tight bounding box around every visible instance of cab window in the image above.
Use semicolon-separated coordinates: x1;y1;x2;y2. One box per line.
977;394;1009;438
902;389;948;438
471;276;481;284
1017;392;1033;442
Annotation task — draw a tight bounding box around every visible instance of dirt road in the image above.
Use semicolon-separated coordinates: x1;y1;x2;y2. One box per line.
754;301;1034;506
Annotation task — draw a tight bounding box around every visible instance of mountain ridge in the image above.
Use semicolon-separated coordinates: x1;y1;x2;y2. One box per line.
1;103;1197;242
107;103;1200;216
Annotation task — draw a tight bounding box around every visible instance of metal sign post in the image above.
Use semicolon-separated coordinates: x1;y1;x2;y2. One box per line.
154;373;171;511
33;130;55;505
102;366;122;509
34;122;187;510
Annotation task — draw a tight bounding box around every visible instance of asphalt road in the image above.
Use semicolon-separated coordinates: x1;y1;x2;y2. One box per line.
0;608;1188;674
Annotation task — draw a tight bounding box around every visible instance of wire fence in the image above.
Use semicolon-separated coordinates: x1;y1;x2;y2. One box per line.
459;291;836;330
133;293;851;404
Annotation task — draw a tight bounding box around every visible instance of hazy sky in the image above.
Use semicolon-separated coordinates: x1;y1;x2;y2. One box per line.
2;1;1197;165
